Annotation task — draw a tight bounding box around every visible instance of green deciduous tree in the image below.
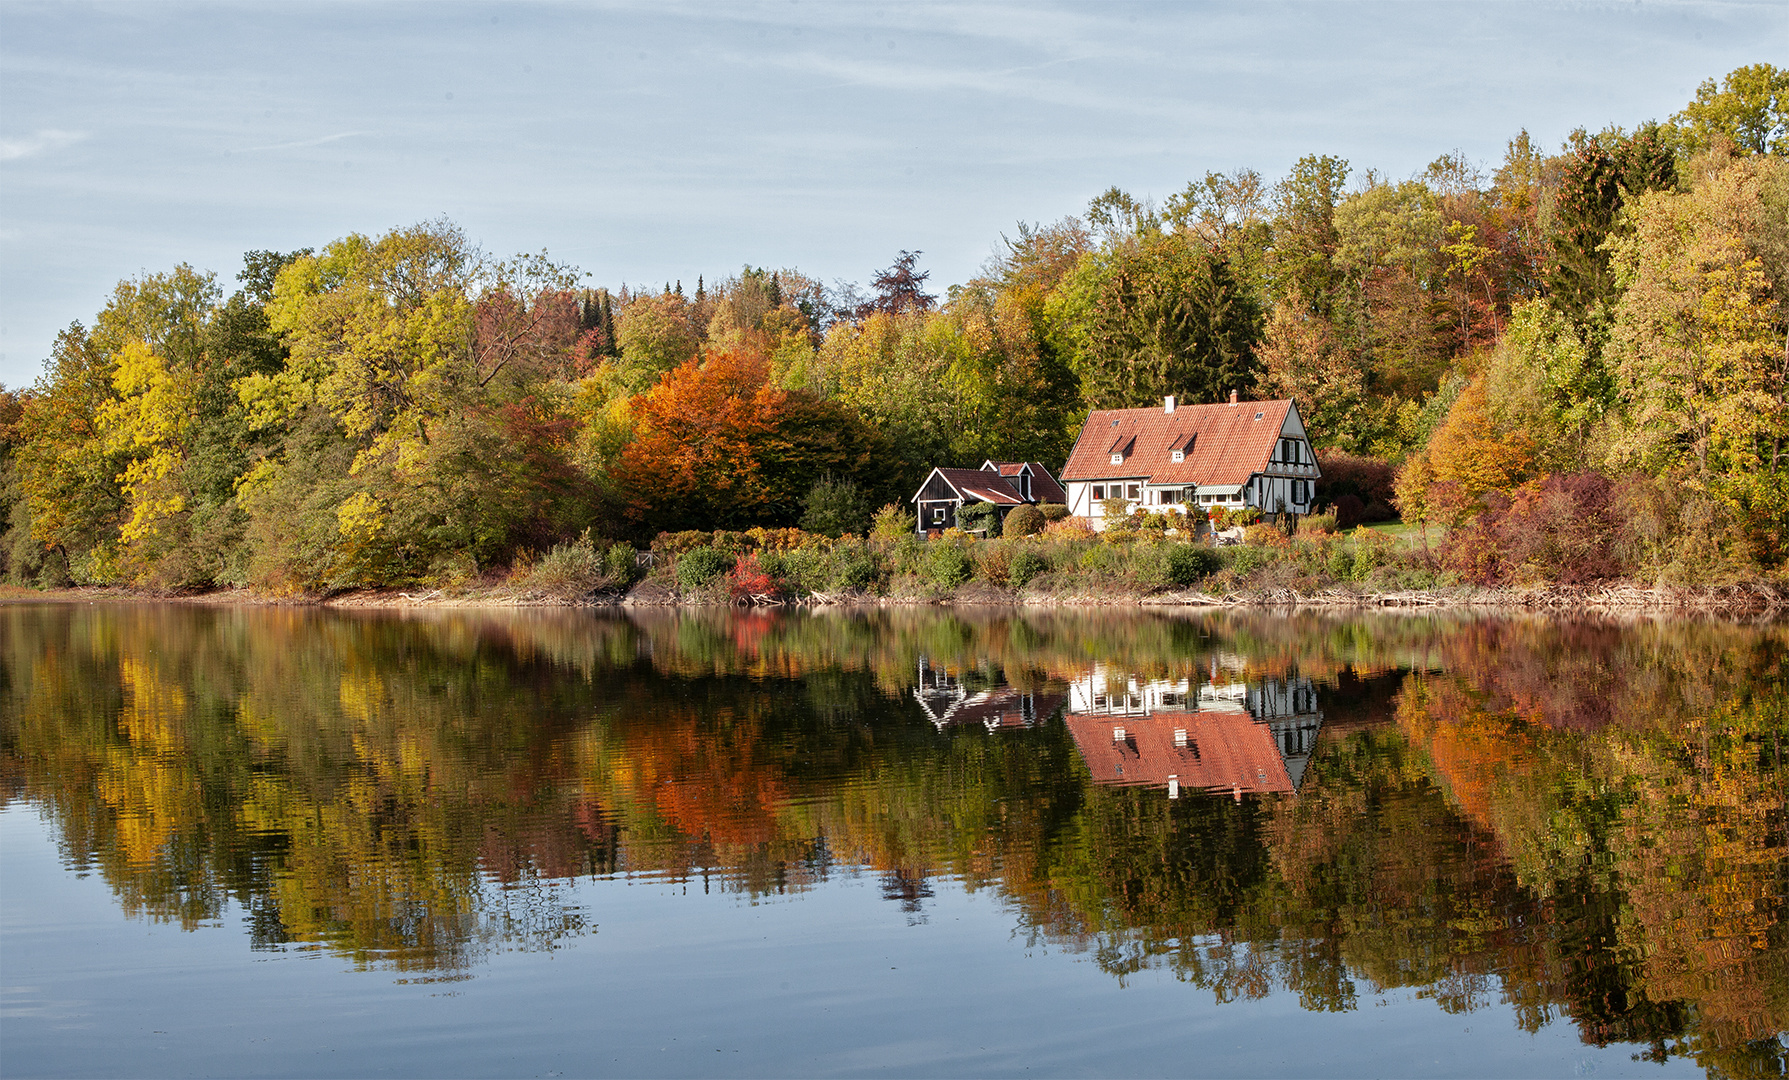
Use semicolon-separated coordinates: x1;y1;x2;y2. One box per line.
1672;63;1789;158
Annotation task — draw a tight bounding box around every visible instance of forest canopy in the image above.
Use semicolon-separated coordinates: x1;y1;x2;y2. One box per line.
2;63;1787;591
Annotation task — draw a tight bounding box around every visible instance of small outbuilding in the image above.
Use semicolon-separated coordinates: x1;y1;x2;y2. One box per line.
910;460;1066;534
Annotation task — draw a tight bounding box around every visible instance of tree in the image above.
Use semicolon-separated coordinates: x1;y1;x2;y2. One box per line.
800;474;872;537
1045;232;1262;410
1604;158;1789;562
1255;295;1371;452
1546;126;1678;340
615;350;882;534
1269;155;1351;319
1672;63;1789;157
863;251;937;316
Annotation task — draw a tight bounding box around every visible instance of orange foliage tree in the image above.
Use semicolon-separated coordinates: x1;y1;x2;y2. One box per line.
614;350;883;534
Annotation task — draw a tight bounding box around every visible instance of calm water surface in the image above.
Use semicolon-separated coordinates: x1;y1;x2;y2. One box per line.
1;604;1784;1078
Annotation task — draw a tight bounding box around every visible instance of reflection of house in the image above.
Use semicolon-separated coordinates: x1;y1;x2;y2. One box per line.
914;657;1064;732
1064;666;1322;798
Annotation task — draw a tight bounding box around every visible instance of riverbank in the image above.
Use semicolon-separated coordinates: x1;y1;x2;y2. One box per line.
7;579;1787;614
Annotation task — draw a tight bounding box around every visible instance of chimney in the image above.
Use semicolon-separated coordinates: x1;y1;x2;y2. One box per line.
1229;390;1239;406
1163;395;1176;414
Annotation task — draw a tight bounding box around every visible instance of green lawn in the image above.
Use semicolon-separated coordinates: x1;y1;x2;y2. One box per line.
1351;520;1444;551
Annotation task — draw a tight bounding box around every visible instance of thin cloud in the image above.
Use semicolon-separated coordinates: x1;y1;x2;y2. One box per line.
0;130;87;162
240;131;371;153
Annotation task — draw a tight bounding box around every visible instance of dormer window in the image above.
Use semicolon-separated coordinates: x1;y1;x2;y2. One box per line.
1254;411;1264;420
1170;449;1184;463
1111;453;1124;465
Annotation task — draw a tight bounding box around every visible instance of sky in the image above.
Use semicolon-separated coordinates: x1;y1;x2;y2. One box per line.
0;0;1782;389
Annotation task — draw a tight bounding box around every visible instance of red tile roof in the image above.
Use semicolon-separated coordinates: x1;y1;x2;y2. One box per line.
1065;709;1293;795
1062;399;1296;487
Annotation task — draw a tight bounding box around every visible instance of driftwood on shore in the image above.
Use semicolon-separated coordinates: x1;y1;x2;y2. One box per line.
7;580;1788;616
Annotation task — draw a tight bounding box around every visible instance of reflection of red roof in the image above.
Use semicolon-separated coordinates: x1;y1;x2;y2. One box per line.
1065;710;1292;794
1062;399;1298;486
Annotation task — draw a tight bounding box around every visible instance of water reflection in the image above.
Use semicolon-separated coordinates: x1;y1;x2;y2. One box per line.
2;604;1785;1075
1064;667;1322;797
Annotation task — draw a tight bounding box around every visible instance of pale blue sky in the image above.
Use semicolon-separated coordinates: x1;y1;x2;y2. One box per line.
1;0;1781;388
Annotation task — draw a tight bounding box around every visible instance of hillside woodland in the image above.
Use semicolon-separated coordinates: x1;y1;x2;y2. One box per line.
2;65;1786;595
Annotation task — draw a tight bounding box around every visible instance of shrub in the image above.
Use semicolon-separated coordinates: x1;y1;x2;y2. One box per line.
525;531;606;591
1100;496;1131;521
922;543;974;589
975;542;1011;584
1004;503;1045;537
604;543;637;585
871;503;916;540
1332;494;1366;528
1166;543;1221;586
1037;502;1071;522
828;543;878;591
728;551;780;602
1008;549;1048;589
956;500;1000;537
1301;513;1338;534
1228;545;1280;577
1043;516;1095;539
1208;506;1231;531
1243;523;1285;547
1442;471;1624;585
676;546;733;591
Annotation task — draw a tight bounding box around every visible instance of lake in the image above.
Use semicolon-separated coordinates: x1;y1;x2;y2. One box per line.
1;603;1784;1078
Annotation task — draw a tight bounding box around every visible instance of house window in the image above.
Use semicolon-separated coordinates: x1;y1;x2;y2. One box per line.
931;507;946;524
1092;484;1105;500
1170;449;1184;463
1110;453;1123;465
1126;484;1141;501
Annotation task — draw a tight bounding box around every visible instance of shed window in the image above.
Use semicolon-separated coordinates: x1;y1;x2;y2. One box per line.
931;507;946;524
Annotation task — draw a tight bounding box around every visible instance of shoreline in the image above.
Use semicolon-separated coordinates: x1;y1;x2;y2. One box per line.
5;580;1786;616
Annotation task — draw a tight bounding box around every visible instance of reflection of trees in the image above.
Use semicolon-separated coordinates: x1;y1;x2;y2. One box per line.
2;604;1784;1072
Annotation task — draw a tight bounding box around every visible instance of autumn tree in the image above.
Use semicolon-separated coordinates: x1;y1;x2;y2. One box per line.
1604;156;1789;563
614;350;882;534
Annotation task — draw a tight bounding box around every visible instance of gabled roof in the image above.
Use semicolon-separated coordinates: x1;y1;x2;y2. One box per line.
917;467;1028;506
980;461;1067;504
1061;399;1299;486
1064;710;1295;795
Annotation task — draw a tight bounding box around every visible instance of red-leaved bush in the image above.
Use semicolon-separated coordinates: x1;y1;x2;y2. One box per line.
727;551;780;602
1442;472;1623;585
